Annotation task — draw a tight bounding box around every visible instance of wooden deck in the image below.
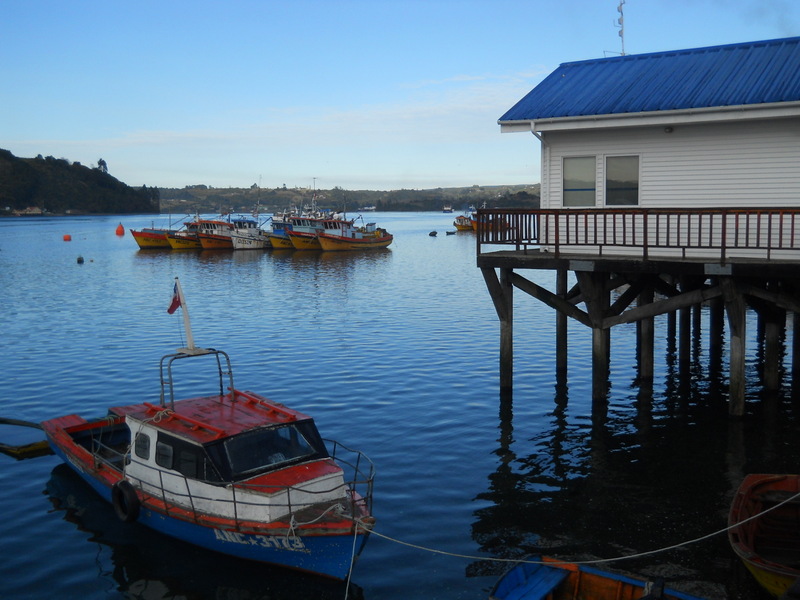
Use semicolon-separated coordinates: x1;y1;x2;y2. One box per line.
475;208;800;415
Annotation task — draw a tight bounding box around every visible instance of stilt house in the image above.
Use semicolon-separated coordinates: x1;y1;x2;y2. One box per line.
478;37;800;414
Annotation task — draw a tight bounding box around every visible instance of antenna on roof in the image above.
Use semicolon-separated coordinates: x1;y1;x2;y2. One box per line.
616;1;626;56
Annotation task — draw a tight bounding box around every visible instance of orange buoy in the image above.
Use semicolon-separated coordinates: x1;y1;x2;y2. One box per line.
115;223;125;236
63;234;72;241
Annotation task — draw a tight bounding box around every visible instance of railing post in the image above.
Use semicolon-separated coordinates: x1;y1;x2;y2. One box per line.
642;211;648;260
721;211;727;264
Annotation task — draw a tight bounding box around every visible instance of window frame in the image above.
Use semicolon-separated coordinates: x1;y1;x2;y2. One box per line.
604;154;640;206
562;156;598;208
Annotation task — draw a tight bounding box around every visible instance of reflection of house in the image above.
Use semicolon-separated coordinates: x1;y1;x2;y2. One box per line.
479;37;800;415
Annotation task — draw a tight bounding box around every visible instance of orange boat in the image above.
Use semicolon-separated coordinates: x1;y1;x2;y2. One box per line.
318;221;393;251
453;214;472;232
491;556;705;600
196;219;235;250
728;473;800;597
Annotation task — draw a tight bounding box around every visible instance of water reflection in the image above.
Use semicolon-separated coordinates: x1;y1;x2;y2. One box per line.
470;351;798;599
45;464;363;600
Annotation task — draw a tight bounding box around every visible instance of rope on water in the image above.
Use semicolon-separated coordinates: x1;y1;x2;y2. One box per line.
348;488;800;567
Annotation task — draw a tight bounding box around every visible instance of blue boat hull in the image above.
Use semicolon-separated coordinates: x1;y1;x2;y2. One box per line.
52;446;370;580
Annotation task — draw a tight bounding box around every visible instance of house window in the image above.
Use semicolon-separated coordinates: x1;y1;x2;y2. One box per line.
606;156;639;205
563;157;596;207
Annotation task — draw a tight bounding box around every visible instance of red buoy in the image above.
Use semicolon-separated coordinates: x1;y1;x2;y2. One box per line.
63;234;72;241
115;223;125;236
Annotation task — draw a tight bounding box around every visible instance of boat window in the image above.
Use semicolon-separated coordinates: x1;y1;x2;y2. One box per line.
223;423;325;479
134;432;150;459
155;433;224;483
156;441;173;469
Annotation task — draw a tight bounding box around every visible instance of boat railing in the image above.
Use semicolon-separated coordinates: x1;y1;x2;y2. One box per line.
159;349;235;410
325;438;376;515
123;443;375;529
476;207;800;263
89;437;127;471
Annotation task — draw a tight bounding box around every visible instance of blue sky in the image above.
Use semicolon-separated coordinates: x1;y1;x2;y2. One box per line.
2;1;799;191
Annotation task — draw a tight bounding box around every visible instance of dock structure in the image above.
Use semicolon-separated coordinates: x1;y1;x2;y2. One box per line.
477;208;800;416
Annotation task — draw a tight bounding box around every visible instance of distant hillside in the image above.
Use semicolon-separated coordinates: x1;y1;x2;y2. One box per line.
159;183;540;214
0;149;159;215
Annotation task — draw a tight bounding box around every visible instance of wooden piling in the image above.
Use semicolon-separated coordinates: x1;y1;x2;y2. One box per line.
637;287;655;383
721;277;746;417
556;268;568;374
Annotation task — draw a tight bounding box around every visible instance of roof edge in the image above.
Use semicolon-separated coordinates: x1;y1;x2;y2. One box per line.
499;101;800;132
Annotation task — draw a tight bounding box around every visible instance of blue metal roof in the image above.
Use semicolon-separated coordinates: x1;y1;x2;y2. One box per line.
499;37;800;123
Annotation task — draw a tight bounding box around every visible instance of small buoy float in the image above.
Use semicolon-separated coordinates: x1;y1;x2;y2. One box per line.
77;256;84;264
63;234;72;241
115;223;125;236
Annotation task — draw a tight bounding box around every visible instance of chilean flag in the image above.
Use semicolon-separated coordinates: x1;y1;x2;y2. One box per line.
167;282;181;314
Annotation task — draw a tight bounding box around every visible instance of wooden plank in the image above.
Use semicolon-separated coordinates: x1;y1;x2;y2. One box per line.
509;272;592;328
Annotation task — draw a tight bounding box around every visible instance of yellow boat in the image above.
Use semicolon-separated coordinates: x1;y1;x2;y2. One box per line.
287;229;322;250
130;228;173;249
268;233;295;249
728;473;800;597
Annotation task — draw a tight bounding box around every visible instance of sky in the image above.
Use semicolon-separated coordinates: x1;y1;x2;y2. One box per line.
2;1;799;191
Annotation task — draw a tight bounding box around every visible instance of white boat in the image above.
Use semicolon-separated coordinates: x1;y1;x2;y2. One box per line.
230;217;272;250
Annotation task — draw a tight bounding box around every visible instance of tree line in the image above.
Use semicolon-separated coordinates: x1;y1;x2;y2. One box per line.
0;149;159;215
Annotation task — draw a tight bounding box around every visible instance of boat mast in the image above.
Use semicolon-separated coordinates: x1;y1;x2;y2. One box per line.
173;277;198;353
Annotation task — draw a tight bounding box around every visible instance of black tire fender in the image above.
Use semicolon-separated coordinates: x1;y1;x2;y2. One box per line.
111;480;140;523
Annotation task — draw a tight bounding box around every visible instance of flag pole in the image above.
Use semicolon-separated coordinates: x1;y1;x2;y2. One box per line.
174;277;196;352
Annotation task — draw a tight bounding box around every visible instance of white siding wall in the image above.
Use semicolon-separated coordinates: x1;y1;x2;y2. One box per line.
541;117;800;210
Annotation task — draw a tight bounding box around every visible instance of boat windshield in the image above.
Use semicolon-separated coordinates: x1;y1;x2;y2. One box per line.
221;422;327;480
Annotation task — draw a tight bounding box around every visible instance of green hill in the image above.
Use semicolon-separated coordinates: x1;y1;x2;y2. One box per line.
159;183;540;214
0;149;159;215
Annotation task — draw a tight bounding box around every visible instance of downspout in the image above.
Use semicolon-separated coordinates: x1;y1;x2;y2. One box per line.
532;122;549;249
531;123;548;147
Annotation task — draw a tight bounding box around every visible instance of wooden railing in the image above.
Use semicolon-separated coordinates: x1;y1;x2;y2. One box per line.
476;207;800;262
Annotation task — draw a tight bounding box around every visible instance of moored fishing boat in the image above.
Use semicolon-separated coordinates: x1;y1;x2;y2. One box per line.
41;280;376;580
166;220;203;250
453;214;472;232
197;219;235;250
230;217;272;250
728;473;800;597
287;215;352;250
318;221;393;251
267;211;298;249
131;227;174;249
490;557;706;600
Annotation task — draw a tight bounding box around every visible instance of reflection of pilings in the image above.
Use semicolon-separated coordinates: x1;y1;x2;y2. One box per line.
556;268;568;374
709;293;725;375
794;313;800;398
762;284;785;393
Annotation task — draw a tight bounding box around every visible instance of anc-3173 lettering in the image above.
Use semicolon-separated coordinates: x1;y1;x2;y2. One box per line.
213;528;308;552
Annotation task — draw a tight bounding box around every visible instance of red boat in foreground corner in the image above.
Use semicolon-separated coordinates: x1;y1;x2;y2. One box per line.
728;473;800;598
42;280;375;580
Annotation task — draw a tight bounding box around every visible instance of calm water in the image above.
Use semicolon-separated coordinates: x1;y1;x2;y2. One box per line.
0;213;797;599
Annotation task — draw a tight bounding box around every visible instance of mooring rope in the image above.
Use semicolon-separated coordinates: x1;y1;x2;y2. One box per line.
349;488;800;567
